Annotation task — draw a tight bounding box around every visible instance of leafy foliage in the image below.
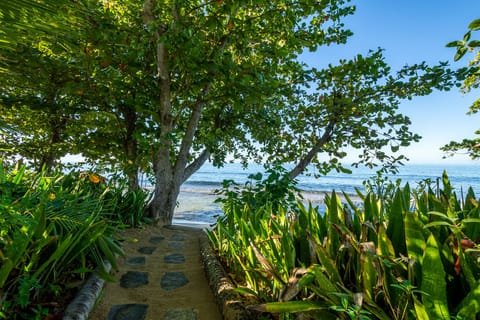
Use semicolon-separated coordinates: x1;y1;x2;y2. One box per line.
442;18;480;159
0;162;127;319
208;169;480;319
0;1;464;224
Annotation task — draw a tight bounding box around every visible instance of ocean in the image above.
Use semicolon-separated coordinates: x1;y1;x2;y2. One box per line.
169;162;480;227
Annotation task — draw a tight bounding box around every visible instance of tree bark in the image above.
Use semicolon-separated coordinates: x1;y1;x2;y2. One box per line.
39;110;66;173
120;103;140;191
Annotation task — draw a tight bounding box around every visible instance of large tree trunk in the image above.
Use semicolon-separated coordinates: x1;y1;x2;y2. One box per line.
142;0;220;225
149;149;209;226
149;171;182;226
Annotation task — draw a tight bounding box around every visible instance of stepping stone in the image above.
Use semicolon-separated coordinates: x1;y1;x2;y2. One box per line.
149;236;165;244
120;271;149;288
170;234;185;241
107;304;148;320
168;241;184;250
160;272;189;291
125;256;146;266
164;253;185;264
138;246;156;254
163;308;197;320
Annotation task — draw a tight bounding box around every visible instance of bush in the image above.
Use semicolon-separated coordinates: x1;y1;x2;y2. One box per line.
208;169;480;319
0;162;124;319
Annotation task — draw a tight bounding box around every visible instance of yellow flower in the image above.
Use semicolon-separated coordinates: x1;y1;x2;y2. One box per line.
89;173;101;184
48;193;56;200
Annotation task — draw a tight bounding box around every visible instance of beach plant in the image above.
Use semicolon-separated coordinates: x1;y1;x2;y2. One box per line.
0;161;123;319
208;170;480;319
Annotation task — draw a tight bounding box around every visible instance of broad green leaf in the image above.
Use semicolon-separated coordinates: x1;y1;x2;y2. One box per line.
454;47;468;61
456;280;480;318
412;295;429;320
446;40;463;48
377;224;395;256
360;247;377;300
468;18;480;31
387;190;406;256
405;212;426;262
467;40;480;48
421;234;449;319
247;300;328;313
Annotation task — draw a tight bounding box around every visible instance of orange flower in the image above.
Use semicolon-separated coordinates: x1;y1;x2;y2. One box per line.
89;173;101;184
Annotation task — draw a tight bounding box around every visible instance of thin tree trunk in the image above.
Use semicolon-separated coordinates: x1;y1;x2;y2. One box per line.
121;103;140;191
39;113;66;172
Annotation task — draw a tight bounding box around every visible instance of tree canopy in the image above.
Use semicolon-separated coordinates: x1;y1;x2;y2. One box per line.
0;0;462;225
442;18;480;159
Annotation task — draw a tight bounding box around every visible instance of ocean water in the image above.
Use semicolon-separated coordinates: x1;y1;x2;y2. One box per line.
172;162;480;226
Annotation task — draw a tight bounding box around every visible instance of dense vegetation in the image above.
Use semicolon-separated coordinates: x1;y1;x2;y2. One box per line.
208;169;480;319
0;161;150;319
1;1;479;318
1;1;469;225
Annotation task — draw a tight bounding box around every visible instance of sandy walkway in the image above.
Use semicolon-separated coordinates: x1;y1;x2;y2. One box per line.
88;224;222;320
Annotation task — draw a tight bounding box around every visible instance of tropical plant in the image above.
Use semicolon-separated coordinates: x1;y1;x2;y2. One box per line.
208;169;480;319
0;161;124;319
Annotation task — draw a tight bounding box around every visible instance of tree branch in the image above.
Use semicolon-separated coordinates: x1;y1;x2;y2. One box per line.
288;120;335;180
183;149;211;183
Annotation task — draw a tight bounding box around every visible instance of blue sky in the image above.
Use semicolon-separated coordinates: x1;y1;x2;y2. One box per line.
302;0;480;164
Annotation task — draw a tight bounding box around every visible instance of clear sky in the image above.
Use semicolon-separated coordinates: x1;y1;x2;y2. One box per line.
302;0;480;164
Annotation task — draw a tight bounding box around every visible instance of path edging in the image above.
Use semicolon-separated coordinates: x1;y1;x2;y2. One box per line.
63;261;112;320
199;232;253;320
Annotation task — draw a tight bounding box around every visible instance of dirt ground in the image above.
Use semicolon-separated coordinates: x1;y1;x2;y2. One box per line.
87;224;222;320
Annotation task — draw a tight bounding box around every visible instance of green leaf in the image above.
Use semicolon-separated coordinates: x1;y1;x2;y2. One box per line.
446;40;463;48
456;281;480;318
404;212;427;283
454;47;468;61
247;300;328;313
468;18;480;31
467;40;480;48
412;295;429;320
421;234;450;319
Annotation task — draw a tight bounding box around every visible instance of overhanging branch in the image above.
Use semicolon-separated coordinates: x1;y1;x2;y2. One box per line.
183;149;211;183
288;120;335;180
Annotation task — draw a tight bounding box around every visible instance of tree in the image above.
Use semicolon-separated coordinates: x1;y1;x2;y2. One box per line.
442;18;480;159
139;0;356;225
0;23;90;171
135;0;458;225
2;1;459;226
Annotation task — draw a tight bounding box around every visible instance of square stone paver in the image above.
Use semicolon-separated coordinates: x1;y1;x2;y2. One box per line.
120;271;149;288
107;304;148;320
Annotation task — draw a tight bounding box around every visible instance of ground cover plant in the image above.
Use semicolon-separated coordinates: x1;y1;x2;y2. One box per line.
0;161;149;319
208;169;480;319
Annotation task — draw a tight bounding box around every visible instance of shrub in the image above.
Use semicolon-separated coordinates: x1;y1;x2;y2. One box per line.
0;162;124;319
208;169;480;319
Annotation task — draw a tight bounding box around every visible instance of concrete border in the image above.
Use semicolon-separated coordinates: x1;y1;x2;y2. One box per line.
63;262;111;320
199;232;253;320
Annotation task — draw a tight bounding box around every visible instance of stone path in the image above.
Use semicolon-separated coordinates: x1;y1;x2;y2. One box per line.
88;225;222;320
